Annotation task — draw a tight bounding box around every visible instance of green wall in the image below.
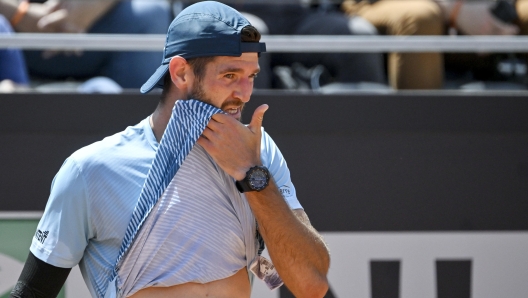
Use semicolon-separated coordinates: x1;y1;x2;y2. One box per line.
0;219;65;298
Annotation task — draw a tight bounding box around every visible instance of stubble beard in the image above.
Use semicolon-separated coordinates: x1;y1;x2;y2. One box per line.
187;80;245;122
187;80;209;104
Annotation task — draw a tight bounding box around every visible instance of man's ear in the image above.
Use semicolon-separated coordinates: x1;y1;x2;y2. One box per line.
168;56;193;90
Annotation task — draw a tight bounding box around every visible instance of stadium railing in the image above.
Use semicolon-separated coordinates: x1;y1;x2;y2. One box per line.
2;33;528;52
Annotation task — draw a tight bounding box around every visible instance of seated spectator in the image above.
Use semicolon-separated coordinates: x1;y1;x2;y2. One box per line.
213;0;388;91
341;0;527;90
0;14;29;91
1;0;171;90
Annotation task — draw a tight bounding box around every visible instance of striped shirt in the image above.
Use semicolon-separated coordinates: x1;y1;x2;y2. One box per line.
30;104;301;298
116;145;257;297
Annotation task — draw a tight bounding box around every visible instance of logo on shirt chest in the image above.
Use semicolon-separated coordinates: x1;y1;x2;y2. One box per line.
35;230;49;244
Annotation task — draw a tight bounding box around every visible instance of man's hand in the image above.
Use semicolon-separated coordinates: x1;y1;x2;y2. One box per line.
33;0;118;59
13;0;62;33
436;0;519;35
198;103;330;296
456;2;519;35
197;104;269;181
37;0;117;33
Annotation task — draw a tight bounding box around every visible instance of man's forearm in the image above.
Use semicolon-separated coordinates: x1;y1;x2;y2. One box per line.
0;0;21;22
245;180;330;298
196;107;329;295
10;252;71;298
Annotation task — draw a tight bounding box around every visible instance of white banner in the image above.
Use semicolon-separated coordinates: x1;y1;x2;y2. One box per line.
2;232;528;297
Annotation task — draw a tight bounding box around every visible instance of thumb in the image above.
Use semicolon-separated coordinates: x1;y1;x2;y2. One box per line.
247;104;269;134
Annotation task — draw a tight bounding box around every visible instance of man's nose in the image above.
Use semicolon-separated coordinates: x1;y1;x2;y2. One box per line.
233;78;253;102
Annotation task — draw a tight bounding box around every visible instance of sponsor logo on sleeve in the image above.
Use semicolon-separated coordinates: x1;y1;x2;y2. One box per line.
279;186;293;198
35;230;49;244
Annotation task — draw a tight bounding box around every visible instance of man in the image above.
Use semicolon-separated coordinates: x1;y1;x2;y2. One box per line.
341;0;524;90
0;0;171;89
230;0;386;90
0;14;29;90
11;1;330;298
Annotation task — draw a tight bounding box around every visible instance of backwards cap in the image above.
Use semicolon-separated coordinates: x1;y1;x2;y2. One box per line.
140;1;267;94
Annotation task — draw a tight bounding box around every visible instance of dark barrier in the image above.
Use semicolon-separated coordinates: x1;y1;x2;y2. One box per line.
1;91;528;232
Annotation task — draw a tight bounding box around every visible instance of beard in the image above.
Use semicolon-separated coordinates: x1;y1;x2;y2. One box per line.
187;79;210;104
187;80;246;122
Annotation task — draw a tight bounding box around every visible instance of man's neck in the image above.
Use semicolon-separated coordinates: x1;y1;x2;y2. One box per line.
150;96;178;143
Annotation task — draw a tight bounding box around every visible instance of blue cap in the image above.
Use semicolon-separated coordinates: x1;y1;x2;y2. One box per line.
140;1;267;94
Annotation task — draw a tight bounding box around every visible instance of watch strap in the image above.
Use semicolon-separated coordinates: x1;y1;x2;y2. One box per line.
235;166;270;193
235;179;253;193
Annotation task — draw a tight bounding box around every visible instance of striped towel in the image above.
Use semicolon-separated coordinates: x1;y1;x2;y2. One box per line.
103;99;225;297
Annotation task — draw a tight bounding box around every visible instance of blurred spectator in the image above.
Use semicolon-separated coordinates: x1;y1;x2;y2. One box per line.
1;0;171;90
341;0;528;90
197;0;388;91
0;14;29;91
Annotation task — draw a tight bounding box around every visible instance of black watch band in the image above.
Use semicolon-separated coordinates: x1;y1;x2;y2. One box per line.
235;179;253;193
235;166;270;193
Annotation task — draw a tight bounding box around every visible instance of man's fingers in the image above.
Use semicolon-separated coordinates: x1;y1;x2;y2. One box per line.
201;126;215;140
495;21;519;35
196;135;211;149
247;104;269;134
43;0;62;12
487;11;519;35
206;116;226;132
37;9;68;32
210;113;230;124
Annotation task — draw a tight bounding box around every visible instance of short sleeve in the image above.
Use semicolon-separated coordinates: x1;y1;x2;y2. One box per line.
260;129;302;210
30;157;93;268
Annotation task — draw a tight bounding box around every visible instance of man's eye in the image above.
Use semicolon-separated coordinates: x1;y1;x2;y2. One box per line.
224;74;235;79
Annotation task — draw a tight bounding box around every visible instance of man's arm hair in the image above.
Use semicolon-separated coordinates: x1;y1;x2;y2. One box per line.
9;252;71;298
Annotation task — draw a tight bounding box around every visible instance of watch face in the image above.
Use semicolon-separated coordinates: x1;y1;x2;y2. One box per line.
249;168;269;190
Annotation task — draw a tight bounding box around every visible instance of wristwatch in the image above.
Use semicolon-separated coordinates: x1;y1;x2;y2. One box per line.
235;166;270;193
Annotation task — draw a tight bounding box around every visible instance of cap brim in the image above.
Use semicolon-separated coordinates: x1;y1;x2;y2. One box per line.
140;64;169;94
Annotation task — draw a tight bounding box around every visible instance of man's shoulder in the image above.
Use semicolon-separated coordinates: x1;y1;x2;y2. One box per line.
69;118;152;170
260;128;278;150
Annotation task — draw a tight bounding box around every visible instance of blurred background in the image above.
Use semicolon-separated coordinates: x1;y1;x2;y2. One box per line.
1;0;528;297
